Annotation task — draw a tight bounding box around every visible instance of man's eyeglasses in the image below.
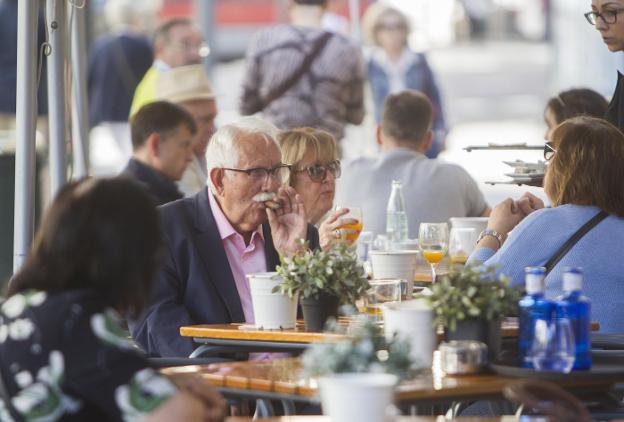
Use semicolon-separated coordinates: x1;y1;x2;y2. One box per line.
544;142;556;161
223;164;291;183
584;9;624;25
295;160;341;183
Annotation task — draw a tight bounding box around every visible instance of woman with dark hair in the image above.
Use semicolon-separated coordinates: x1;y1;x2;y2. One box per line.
468;116;624;333
0;178;224;421
543;88;608;141
585;1;624;131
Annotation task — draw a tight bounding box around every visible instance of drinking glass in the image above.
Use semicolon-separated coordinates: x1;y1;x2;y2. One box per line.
365;279;402;322
418;223;449;284
449;228;477;266
529;318;576;373
335;206;363;243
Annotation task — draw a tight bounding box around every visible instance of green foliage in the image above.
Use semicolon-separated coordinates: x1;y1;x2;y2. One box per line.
301;316;413;379
274;240;370;304
421;266;521;332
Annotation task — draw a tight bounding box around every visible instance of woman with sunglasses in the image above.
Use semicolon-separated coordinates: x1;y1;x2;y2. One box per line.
362;3;447;158
585;1;624;131
279;127;356;250
468;116;624;333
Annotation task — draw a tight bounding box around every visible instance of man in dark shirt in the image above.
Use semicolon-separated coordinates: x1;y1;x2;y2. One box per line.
120;101;196;206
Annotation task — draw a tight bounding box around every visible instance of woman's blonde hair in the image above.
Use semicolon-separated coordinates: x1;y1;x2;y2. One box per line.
278;127;338;186
546;116;624;217
362;3;410;46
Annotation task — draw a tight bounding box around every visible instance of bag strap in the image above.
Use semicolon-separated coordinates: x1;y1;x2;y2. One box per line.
111;37;139;93
544;210;609;276
259;31;333;110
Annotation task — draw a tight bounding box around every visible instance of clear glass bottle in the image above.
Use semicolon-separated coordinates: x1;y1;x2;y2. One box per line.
518;266;554;368
386;180;408;246
556;267;592;370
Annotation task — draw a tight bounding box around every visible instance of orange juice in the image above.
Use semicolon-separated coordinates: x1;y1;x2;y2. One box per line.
339;221;363;242
423;250;445;264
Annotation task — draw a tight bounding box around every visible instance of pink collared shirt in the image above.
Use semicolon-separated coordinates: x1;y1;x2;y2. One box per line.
208;193;267;324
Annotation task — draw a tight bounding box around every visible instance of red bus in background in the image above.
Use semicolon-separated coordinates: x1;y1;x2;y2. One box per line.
160;0;373;60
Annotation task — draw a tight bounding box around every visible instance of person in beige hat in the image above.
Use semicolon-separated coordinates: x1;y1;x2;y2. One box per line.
155;64;218;196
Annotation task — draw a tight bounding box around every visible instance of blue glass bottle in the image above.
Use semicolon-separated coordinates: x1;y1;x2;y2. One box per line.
556;267;592;370
518;267;554;368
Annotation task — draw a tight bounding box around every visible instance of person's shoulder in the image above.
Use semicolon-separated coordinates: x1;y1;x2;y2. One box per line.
342;155;376;173
158;194;194;221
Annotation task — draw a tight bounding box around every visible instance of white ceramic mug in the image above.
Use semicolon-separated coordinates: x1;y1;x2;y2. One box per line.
246;272;297;329
383;299;436;369
319;373;397;422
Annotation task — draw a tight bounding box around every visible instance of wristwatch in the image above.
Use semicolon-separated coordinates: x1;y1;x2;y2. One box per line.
476;229;504;249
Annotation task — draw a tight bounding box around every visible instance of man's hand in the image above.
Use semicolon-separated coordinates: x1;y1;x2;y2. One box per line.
267;186;307;256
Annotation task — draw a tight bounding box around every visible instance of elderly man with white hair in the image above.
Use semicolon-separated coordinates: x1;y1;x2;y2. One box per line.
129;117;319;358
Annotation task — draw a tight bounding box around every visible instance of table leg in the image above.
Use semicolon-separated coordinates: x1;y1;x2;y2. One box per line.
281;400;296;415
255;399;276;418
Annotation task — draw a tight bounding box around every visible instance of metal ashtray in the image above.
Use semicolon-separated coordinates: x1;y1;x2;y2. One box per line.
439;340;488;375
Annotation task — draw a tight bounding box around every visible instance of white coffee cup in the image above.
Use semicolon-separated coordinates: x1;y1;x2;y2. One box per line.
319;373;398;422
246;272;297;329
383;299;436;369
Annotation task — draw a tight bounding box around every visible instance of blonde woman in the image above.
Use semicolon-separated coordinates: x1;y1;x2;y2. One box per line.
362;3;446;158
279;127;358;250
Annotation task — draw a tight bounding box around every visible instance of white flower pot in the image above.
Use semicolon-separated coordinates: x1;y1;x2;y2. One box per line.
383;300;436;369
319;373;398;422
369;251;419;298
246;272;297;329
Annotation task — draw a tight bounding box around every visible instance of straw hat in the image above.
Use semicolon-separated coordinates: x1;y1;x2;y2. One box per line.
155;64;215;104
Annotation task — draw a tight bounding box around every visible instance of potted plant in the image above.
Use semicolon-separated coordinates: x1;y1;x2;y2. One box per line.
301;317;412;421
421;266;521;359
274;241;370;332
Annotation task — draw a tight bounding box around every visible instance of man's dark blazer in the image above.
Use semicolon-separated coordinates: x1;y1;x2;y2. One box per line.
129;187;319;357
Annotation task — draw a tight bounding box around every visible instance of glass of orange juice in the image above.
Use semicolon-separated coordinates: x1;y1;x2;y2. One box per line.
449;227;476;267
418;222;449;284
335;206;363;244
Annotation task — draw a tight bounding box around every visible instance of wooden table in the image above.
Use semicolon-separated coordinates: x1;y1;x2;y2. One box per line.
226;417;547;422
180;319;600;357
162;356;621;408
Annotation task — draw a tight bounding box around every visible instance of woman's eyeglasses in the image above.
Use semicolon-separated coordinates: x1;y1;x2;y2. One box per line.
296;160;341;183
544;142;556;161
584;9;624;25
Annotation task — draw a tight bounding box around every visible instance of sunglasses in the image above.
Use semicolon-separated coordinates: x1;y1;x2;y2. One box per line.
544;142;556;161
296;160;341;183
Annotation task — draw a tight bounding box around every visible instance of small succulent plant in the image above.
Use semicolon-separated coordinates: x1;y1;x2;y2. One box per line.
422;266;521;332
274;241;370;304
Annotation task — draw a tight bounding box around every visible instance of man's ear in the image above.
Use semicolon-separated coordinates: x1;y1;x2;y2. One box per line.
376;125;383;147
210;167;226;196
419;130;433;154
146;133;161;158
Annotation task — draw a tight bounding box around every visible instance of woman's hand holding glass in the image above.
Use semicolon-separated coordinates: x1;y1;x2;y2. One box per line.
418;223;449;283
318;207;362;251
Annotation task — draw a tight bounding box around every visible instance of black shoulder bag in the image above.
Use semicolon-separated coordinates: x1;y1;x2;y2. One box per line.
242;31;333;114
544;210;609;276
